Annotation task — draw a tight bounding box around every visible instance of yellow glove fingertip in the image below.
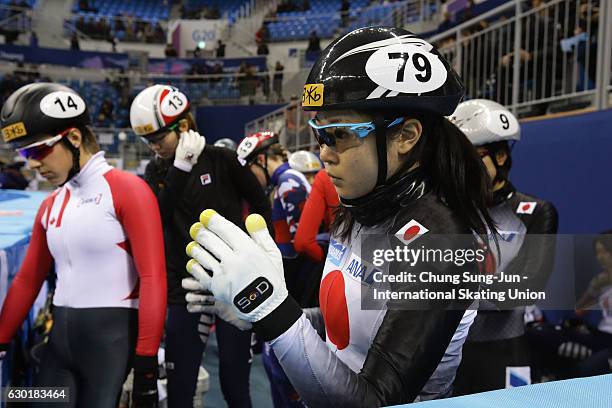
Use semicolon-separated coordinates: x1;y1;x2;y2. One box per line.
186;241;198;256
186;259;198;273
245;213;267;234
189;222;202;239
199;209;218;227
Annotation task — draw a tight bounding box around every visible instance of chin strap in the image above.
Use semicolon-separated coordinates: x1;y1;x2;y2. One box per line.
340;167;429;226
484;141;515;184
253;153;274;195
373;116;387;187
59;138;81;186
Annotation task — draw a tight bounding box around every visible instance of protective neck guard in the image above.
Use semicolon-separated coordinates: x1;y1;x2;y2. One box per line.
491;181;515;206
340;167;429;226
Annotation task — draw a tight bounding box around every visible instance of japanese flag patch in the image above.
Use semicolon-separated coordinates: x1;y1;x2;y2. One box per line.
395;219;429;245
200;173;212;186
516;202;537;215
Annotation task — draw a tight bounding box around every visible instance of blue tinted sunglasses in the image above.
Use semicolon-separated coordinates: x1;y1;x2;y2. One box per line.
308;117;405;147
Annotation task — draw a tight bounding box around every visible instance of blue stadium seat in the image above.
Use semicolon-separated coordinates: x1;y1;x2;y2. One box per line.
267;0;410;41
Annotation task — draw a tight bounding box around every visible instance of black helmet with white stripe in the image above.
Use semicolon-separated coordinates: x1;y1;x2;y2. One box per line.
1;82;91;149
301;26;464;115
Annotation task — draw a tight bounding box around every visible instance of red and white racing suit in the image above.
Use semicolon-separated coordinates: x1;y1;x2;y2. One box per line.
0;151;166;357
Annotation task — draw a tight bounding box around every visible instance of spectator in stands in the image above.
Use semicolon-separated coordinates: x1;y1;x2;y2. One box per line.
199;5;209;18
528;232;612;380
459;0;475;23
497;0;563;115
70;32;80;50
79;0;96;13
96;99;114;126
135;20;146;41
107;35;117;53
206;6;221;19
0;73;19;106
154;22;165;43
301;0;310;11
115;15;126;35
103;18;112;39
186;65;200;83
90;18;100;39
0;28;19;45
261;72;271;101
13;63;28;82
256;23;270;45
307;31;321;53
76;16;85;32
211;63;224;84
196;62;211;81
193;43;204;58
0;160;28;190
264;9;277;22
8;0;19;17
26;64;40;83
257;41;269;55
125;15;135;41
273;61;284;102
238;63;258;99
575;1;599;90
277;0;298;13
340;0;351;27
85;16;95;36
165;43;178;57
112;69;131;108
30;31;38;47
438;11;454;33
144;22;155;43
216;40;226;58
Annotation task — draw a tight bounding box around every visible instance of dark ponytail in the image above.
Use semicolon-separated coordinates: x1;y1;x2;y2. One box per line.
332;110;497;240
421;114;496;236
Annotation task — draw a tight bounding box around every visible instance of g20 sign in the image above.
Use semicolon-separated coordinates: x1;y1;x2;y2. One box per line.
191;29;217;43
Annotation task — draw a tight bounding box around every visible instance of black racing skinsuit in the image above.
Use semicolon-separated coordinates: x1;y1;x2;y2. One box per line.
454;181;558;394
145;145;271;408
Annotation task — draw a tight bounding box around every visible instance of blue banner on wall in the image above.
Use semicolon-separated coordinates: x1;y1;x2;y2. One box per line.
512;109;612;234
0;44;267;74
196;104;285;144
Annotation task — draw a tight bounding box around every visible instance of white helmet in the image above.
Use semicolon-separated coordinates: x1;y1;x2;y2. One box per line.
288;150;322;174
449;99;520;146
130;84;190;136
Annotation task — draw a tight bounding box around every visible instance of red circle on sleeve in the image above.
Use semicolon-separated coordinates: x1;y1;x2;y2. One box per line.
319;270;350;350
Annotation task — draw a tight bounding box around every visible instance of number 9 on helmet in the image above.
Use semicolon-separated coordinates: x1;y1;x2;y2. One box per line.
449;99;521;146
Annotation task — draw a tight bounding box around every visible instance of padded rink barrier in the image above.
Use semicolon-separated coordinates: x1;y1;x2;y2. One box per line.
405;374;612;408
0;189;50;389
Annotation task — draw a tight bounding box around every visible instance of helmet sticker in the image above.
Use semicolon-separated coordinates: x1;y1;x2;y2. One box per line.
487;109;520;138
237;135;260;164
159;89;189;118
302;84;324;107
39;91;86;119
2;121;27;142
365;43;448;95
331;34;433;68
134;123;155;135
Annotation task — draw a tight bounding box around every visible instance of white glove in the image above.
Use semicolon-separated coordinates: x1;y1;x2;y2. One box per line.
174;130;206;172
182;277;253;331
185;210;286;323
